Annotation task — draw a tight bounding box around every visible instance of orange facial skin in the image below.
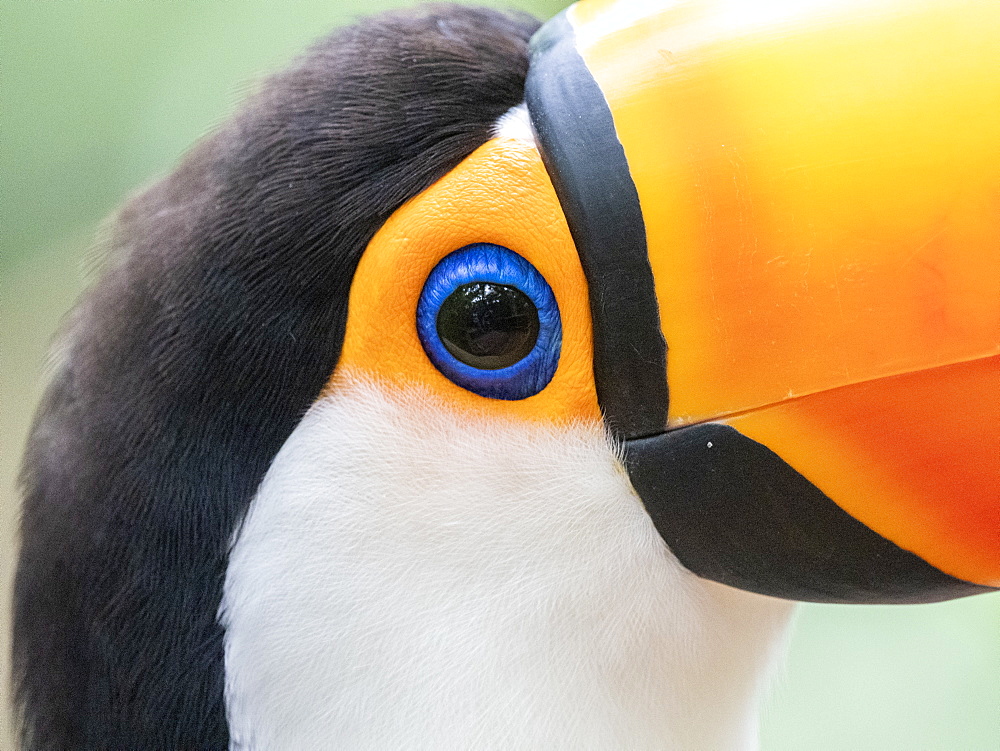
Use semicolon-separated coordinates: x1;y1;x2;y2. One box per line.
329;135;600;425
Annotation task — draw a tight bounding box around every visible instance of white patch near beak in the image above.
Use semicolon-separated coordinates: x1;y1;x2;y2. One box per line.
493;102;536;144
220;378;793;750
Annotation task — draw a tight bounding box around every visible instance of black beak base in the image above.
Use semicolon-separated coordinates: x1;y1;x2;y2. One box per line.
624;424;995;604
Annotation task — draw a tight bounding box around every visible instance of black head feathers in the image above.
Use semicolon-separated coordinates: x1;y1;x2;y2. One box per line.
12;6;539;748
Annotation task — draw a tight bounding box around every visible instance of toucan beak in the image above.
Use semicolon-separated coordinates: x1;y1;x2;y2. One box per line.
526;0;1000;602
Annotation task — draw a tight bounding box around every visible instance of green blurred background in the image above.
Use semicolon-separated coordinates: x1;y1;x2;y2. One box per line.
1;1;997;748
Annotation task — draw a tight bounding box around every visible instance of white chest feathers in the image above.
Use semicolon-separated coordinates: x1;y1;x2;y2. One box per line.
220;379;793;750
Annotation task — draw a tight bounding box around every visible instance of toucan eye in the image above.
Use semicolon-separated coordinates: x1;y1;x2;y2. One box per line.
436;282;540;369
417;243;561;400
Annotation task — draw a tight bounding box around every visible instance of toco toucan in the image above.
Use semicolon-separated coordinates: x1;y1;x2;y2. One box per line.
12;1;999;748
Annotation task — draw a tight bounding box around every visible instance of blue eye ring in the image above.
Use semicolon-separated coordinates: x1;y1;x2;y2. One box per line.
416;243;562;400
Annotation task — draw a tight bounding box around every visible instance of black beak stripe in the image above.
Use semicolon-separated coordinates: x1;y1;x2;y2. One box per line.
525;11;668;441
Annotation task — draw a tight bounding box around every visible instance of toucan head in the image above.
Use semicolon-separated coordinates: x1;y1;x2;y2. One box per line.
13;0;999;746
339;0;1000;604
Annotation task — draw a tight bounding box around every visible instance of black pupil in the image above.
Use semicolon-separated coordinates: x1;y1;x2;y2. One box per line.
436;282;540;370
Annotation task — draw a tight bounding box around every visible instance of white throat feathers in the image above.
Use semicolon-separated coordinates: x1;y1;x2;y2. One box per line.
220;378;794;750
493;103;535;143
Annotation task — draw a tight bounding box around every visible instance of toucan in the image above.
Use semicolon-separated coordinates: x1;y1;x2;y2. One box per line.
12;0;1000;748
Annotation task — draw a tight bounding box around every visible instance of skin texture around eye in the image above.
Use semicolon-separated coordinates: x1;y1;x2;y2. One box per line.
327;134;600;424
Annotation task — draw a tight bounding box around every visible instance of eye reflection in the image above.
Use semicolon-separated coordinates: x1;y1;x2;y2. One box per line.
436;282;540;370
